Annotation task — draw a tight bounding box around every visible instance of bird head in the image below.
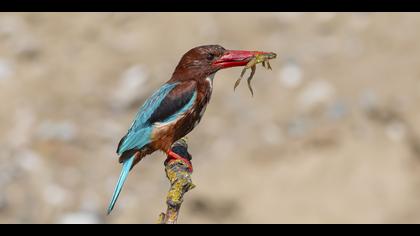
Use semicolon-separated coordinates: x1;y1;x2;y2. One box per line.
172;45;272;80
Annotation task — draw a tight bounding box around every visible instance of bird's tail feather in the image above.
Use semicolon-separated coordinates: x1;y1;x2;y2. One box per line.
107;155;135;215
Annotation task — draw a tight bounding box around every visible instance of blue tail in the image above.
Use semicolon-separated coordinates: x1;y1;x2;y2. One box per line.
107;155;135;215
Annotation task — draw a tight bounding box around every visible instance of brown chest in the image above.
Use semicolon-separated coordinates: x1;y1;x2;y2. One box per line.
172;75;213;139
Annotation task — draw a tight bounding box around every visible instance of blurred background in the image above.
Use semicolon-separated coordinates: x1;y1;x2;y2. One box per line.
1;13;420;224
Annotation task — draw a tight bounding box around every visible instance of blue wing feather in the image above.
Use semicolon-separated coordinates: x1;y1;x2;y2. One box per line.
117;82;178;155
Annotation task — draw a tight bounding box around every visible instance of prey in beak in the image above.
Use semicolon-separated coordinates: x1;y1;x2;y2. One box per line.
213;50;277;96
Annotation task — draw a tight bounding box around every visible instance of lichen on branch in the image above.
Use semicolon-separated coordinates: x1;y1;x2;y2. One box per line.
158;138;195;224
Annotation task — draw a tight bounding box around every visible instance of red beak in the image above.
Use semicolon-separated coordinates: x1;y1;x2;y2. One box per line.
213;50;270;69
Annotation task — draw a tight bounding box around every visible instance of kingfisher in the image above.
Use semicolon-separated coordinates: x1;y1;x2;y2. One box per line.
107;45;270;214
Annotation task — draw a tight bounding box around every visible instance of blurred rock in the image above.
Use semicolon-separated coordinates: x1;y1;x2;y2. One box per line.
57;212;102;224
0;59;13;81
16;149;43;172
359;89;379;112
36;120;77;142
326;101;348;120
79;190;102;212
278;61;303;89
385;121;407;142
0;15;25;37
14;39;41;61
260;123;284;145
8;108;36;149
0;151;20;191
43;184;68;206
0;15;40;60
287;117;311;138
111;65;150;110
298;80;335;112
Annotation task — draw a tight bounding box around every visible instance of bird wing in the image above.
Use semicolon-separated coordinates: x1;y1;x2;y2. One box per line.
116;81;197;156
148;80;197;124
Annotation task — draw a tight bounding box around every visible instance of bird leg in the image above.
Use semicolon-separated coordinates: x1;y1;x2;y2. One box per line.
158;138;195;224
166;150;193;172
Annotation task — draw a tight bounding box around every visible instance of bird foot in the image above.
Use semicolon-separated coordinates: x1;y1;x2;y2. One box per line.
166;150;193;172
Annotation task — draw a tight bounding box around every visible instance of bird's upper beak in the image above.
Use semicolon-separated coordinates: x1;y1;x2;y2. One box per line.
213;50;270;69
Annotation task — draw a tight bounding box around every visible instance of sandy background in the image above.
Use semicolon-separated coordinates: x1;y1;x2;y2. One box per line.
1;13;420;224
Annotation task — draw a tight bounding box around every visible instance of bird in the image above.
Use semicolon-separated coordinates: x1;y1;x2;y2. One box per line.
107;45;269;214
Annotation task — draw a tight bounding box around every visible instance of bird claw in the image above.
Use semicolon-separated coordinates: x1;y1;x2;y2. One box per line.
166;150;193;173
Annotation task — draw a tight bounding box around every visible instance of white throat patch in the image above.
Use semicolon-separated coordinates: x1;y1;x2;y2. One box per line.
206;73;215;91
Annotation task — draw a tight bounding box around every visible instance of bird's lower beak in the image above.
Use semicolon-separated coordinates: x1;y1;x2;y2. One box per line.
213;50;269;69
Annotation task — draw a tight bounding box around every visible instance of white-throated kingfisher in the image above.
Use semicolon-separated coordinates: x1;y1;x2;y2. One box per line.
107;45;271;214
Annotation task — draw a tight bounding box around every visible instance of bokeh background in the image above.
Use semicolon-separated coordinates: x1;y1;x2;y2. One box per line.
1;13;420;224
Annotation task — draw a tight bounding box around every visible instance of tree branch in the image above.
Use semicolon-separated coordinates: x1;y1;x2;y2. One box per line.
157;138;195;224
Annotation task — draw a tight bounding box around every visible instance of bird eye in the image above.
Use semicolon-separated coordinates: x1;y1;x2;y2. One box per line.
207;53;215;61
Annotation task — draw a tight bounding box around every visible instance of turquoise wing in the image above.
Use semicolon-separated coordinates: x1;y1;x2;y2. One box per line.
116;82;178;155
